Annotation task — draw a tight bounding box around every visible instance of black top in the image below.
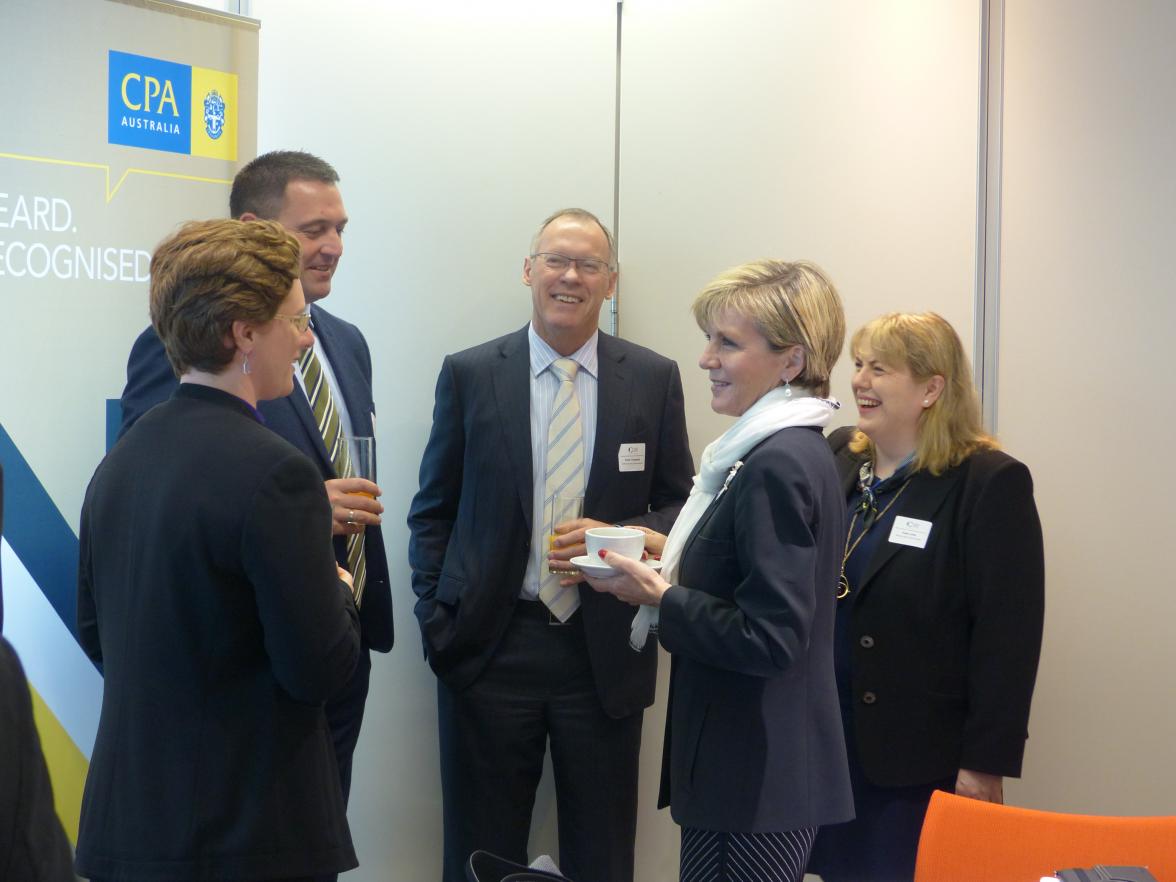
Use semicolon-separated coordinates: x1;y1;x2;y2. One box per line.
76;383;360;880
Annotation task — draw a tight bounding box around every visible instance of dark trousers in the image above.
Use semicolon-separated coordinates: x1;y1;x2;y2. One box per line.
808;734;954;882
313;645;372;882
437;600;643;882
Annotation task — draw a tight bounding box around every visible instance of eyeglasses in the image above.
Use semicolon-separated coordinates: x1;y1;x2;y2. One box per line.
276;312;312;332
531;252;613;277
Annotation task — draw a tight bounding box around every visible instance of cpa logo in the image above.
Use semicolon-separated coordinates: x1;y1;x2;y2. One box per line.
121;72;180;118
108;50;237;159
203;89;226;140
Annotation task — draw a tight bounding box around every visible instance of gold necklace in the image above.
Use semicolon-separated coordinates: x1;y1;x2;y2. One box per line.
837;479;911;599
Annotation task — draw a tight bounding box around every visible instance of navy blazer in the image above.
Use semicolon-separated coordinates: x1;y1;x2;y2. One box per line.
828;426;1045;786
76;385;360;879
657;426;854;833
407;326;694;718
118;304;393;652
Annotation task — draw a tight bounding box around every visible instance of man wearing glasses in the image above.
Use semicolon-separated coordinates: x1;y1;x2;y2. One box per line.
117;151;393;882
409;208;693;882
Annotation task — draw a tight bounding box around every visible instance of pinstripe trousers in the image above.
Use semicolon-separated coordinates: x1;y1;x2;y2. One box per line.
680;826;818;882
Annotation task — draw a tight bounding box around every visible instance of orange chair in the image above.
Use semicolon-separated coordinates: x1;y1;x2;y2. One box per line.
914;791;1176;882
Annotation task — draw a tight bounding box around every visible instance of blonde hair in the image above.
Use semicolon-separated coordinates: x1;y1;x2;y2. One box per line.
849;312;998;474
691;259;845;397
149;219;301;375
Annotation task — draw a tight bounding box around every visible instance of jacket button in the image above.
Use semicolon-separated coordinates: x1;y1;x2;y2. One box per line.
861;691;877;705
860;635;875;648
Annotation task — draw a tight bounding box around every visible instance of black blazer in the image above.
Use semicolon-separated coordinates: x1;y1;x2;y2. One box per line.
657;427;854;833
118;303;393;652
75;385;361;880
2;461;75;881
407;327;694;718
828;426;1045;786
0;638;74;882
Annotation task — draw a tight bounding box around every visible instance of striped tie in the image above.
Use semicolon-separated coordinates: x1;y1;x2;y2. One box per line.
538;358;586;621
299;346;366;605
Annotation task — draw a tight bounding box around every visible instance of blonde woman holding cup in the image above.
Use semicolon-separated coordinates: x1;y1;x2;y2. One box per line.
581;260;853;882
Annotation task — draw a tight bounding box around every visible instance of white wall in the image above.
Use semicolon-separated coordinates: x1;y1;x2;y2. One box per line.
249;1;618;877
247;1;1176;879
616;0;981;468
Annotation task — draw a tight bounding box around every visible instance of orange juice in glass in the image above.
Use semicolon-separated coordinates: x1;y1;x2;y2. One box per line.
349;436;376;497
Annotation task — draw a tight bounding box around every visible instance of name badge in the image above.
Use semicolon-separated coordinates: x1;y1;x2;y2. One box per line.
618;443;646;472
889;516;932;549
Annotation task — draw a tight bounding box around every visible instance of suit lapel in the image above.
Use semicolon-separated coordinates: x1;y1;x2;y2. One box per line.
280;378;333;475
492;327;535;532
854;463;965;603
585;333;632;514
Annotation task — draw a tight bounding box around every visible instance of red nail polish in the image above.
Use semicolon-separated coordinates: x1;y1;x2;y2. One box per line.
598;549;607;559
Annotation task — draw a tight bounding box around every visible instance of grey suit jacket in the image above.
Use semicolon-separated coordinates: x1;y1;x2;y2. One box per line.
407;326;693;718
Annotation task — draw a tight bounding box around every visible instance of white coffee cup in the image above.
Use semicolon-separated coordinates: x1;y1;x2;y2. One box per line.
585;527;645;562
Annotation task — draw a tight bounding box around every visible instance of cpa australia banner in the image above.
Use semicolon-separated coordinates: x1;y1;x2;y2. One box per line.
0;0;258;843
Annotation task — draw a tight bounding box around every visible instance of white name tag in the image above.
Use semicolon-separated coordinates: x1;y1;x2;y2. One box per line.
889;516;932;549
618;443;646;472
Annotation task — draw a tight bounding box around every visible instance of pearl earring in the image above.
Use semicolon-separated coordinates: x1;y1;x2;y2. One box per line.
783;378;793;400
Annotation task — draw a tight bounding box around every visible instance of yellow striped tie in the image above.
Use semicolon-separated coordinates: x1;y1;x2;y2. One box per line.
538;358;585;621
299;346;366;605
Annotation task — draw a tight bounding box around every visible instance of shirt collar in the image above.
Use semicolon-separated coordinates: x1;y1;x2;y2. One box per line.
528;323;599;380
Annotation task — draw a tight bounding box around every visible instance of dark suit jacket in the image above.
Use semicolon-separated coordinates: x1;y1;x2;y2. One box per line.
2;461;75;881
407;327;693;718
75;384;361;880
0;638;75;882
119;303;393;652
656;427;854;833
828;426;1045;786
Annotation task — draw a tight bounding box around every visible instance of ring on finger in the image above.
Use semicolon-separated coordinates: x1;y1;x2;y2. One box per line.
346;509;356;525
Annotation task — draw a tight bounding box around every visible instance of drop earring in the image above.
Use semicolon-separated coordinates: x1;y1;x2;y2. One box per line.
783;378;793;400
242;353;252;375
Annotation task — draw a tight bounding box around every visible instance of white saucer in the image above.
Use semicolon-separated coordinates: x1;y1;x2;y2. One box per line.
570;555;663;579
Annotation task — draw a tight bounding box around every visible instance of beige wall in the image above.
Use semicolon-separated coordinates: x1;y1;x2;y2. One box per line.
998;0;1176;815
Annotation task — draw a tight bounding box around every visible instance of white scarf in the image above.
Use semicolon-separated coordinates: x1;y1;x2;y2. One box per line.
630;387;840;650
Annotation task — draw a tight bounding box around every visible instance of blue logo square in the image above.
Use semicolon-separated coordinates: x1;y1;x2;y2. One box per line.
108;50;191;155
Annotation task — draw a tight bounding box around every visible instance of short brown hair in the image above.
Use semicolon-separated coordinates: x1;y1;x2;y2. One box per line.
848;312;998;474
149;219;301;375
692;259;846;398
229;150;339;220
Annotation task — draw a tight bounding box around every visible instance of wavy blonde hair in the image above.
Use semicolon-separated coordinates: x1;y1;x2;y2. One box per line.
691;259;846;398
849;312;997;474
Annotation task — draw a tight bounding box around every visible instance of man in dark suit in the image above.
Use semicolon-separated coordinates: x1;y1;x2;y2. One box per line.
117;152;393;832
408;208;694;882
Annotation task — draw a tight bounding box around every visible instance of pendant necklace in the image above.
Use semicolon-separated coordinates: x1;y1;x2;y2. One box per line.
837;473;912;600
